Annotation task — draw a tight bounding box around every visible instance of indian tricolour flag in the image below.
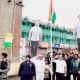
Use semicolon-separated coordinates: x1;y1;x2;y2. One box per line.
4;33;13;48
48;0;56;24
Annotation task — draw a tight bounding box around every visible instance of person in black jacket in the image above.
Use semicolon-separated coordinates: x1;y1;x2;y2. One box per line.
52;51;57;80
64;54;71;80
71;54;78;80
0;53;10;80
78;62;80;80
18;54;36;80
78;54;80;80
52;62;56;80
44;56;51;80
66;52;74;80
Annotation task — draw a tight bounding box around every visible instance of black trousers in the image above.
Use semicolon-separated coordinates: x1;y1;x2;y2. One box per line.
77;38;80;53
77;73;80;80
31;41;38;57
21;75;33;80
56;73;64;80
65;73;71;80
72;73;78;80
53;72;56;80
44;78;50;80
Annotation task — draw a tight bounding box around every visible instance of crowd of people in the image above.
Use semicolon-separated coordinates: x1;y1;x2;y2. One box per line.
18;48;80;80
52;49;80;80
0;50;80;80
18;54;51;80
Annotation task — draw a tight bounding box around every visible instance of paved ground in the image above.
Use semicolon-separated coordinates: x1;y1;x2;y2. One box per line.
8;76;73;80
8;76;20;80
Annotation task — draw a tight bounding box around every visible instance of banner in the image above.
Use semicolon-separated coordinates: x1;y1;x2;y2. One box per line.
4;33;13;48
20;38;26;62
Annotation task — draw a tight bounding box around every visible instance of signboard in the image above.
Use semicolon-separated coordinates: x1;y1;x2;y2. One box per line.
39;42;48;49
54;44;60;48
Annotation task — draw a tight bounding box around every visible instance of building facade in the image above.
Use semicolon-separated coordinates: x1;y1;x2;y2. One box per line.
0;0;23;62
21;18;77;49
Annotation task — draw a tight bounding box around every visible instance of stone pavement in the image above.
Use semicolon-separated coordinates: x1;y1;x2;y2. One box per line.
8;76;73;80
8;76;20;80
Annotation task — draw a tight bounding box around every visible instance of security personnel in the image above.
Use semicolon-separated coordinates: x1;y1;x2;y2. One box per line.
18;54;36;80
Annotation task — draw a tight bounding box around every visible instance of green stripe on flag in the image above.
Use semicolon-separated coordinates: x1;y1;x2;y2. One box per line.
4;42;13;48
52;11;56;24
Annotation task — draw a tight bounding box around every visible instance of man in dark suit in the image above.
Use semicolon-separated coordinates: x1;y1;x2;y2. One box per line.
18;55;36;80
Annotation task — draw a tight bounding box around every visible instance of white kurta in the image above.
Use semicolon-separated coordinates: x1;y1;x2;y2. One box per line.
76;22;80;38
31;58;45;80
29;26;42;41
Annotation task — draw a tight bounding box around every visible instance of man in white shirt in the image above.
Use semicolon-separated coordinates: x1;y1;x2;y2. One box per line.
28;20;42;57
76;15;80;53
53;54;67;80
31;54;45;80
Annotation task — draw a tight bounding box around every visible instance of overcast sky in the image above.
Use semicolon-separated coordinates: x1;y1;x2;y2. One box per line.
22;0;80;29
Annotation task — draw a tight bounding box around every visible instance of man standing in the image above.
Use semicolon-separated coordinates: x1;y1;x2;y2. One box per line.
28;20;42;57
76;15;80;53
0;53;10;80
31;54;45;80
53;54;67;80
18;55;36;80
71;54;78;80
78;61;80;80
78;54;80;80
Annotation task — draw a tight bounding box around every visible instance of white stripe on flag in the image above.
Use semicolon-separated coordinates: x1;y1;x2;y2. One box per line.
5;38;13;43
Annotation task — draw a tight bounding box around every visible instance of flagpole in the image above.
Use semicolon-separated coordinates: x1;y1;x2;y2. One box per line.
50;22;53;80
48;0;53;21
48;0;53;80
